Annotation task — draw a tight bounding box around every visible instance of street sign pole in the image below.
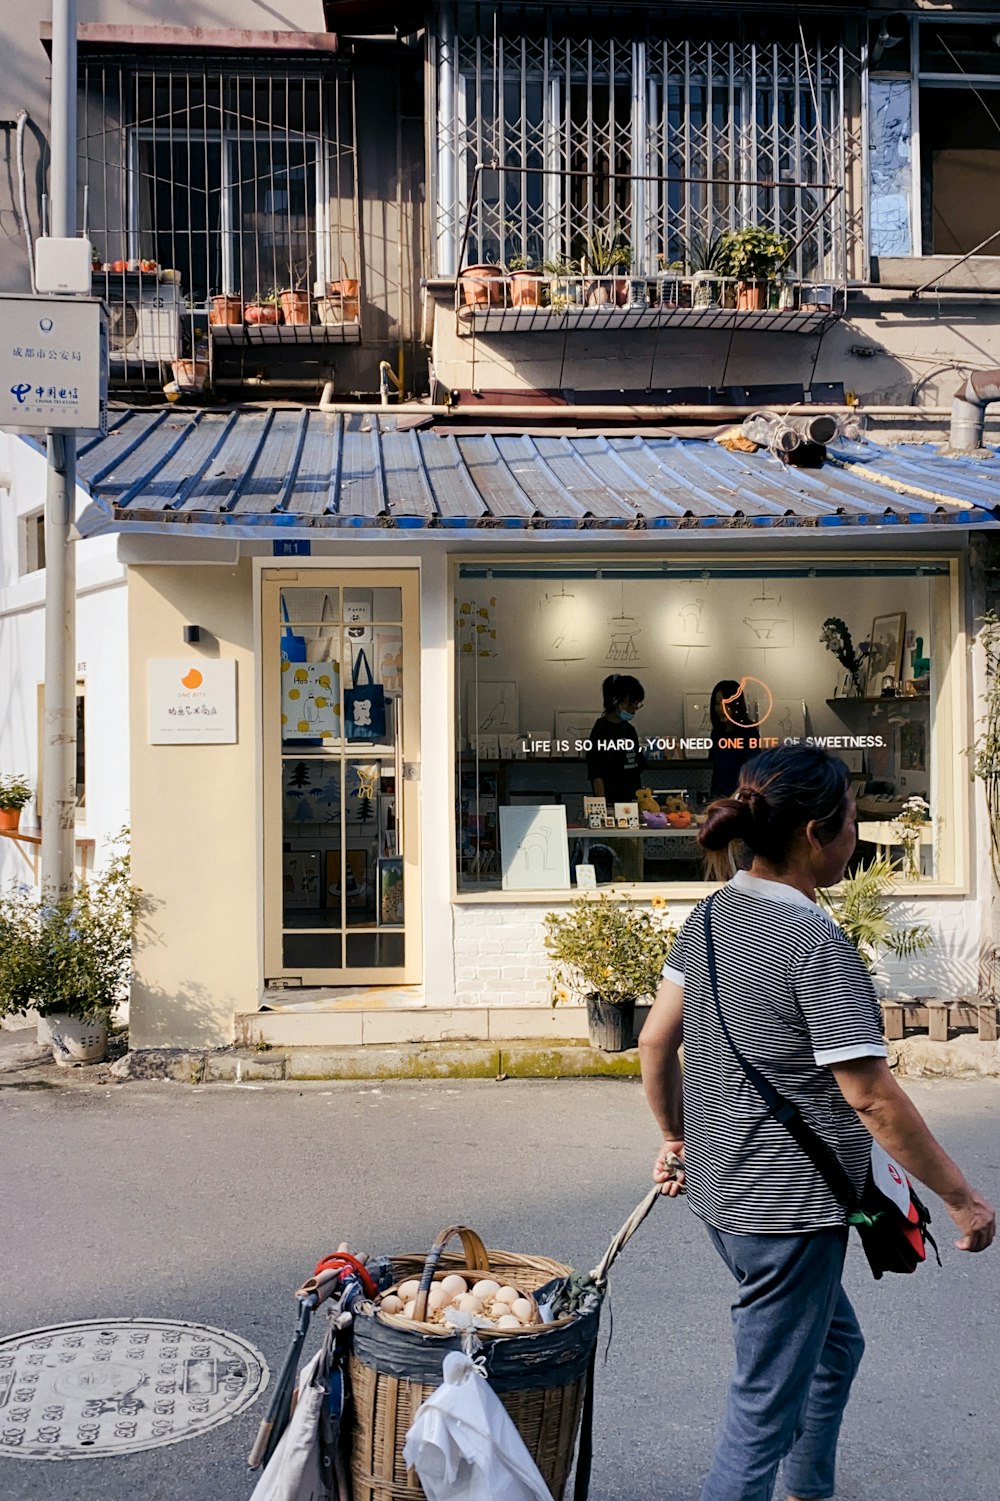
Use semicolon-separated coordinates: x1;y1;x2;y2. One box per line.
41;0;78;898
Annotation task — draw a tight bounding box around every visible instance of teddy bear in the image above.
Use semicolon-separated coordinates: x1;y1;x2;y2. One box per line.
663;793;693;829
635;786;669;828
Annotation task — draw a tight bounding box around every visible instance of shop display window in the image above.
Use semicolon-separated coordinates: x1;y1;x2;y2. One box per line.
454;560;957;895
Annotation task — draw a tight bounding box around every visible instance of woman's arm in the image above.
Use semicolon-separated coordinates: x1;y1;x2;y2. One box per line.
638;978;686;1195
831;1056;995;1252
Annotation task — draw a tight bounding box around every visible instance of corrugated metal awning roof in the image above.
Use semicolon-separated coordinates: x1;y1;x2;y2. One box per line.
61;410;1000;538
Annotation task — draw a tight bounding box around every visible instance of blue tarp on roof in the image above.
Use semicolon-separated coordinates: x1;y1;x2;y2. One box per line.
63;409;1000;537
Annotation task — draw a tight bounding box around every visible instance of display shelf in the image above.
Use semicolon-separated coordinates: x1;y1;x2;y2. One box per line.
825;696;929;708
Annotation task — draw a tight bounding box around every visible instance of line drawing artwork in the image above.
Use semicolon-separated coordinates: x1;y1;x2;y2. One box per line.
665;595;710;648
467;680;519;735
499;805;571;890
541;586;585;662
739;582;794;648
605;584;644;664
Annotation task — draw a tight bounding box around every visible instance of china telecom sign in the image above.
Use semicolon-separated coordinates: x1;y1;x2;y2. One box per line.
0;295;107;434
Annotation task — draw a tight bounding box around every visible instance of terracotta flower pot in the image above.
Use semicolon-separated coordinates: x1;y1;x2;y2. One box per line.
0;806;22;833
244;303;281;325
736;279;767;311
280;290;312;325
327;278;360;321
208;295;243;325
459;265;505;308
171;359;209;392
509;272;544;307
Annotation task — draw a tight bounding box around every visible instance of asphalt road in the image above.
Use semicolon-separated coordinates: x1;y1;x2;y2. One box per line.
1;1076;997;1501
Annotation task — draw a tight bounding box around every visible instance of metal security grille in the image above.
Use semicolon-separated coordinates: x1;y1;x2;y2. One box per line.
434;3;864;281
79;52;358;382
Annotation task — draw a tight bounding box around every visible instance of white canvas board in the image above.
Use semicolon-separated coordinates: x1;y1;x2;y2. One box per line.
683;691;712;739
499;805;571;891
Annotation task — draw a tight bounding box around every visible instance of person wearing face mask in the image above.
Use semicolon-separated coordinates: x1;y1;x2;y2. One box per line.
586;673;646;808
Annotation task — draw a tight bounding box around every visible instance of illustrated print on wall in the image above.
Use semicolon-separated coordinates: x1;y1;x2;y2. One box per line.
281;658;341;742
739;580;794;649
763;698;806;741
343;592;373;652
665;595;710;648
605;585;644;665
541;586;585;662
456;596;498;659
467;680;519;736
374;629;403;694
499;804;571;891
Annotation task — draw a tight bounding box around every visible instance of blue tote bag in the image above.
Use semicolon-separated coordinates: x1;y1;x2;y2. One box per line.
344;649;386;742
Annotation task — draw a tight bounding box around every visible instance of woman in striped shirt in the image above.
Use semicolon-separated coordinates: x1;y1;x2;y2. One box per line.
639;745;994;1501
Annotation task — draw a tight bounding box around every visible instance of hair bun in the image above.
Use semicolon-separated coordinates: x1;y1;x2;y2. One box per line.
698;798;753;851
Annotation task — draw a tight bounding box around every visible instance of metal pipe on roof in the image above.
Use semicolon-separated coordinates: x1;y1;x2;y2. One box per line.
949;370;1000;453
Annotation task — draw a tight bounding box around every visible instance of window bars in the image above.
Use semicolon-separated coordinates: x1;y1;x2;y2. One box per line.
434;3;864;282
79;52;359;383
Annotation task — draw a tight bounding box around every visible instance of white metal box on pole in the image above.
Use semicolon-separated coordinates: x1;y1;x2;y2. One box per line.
0;294;108;435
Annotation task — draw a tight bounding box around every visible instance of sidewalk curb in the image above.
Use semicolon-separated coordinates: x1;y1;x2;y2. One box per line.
4;1035;999;1088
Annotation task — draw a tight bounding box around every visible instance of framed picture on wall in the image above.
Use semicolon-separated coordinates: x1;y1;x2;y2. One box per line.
862;612;906;698
326;849;370;909
283;851;321;909
379;856;404;925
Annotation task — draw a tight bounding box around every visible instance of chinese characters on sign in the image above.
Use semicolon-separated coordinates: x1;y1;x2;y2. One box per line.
0;295;108;433
148;661;238;744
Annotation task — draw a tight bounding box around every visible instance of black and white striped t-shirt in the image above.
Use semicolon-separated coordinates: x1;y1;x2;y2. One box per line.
663;870;887;1235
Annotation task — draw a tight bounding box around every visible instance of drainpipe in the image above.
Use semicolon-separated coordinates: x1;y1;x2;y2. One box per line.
949;369;1000;452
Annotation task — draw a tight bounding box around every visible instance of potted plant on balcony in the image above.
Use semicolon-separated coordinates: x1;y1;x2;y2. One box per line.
244;288;283;325
0;773;32;834
208;291;244;325
506;254;546;308
324;258;360;322
542;255;582;311
459;259;505;308
717;227;790;310
279;276;312;326
683;232;730;308
0;837;143;1066
655;255;690;309
581;224;633;307
544;894;676;1051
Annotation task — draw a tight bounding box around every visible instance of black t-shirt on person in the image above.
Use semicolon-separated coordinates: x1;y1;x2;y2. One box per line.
585;715;645;807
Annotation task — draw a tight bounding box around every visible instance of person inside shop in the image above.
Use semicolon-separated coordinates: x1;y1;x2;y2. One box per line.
586;673;646;808
709;679;755;799
584;674;646;884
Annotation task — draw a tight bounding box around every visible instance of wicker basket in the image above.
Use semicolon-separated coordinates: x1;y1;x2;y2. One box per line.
348;1225;600;1501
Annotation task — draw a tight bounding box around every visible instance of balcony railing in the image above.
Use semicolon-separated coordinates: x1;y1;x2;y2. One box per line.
455;270;844;336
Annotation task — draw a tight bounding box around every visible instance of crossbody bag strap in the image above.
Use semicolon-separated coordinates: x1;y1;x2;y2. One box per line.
702;894;858;1209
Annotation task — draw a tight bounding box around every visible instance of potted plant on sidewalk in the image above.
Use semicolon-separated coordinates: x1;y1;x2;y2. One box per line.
544;894;676;1051
0;773;33;834
0;836;144;1065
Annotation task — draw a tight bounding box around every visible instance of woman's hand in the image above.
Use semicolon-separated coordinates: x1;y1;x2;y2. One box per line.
654;1139;686;1196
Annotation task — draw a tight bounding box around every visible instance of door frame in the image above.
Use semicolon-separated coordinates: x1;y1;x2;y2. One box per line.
261;565;422;985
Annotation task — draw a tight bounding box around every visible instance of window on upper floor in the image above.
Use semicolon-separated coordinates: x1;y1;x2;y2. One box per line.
19;510;45;576
79;53;357;311
434;3;864;281
869;19;1000;260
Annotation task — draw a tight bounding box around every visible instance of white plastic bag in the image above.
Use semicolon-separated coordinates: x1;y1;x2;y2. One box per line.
250;1349;329;1501
402;1350;553;1501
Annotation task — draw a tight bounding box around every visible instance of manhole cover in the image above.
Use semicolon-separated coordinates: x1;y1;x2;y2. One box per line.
0;1319;269;1459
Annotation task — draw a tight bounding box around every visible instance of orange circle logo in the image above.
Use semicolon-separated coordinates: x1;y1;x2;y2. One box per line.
181;668;203;690
722;676;774;728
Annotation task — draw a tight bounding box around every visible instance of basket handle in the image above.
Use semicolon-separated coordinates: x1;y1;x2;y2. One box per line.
589;1163;681;1286
413;1224;490;1322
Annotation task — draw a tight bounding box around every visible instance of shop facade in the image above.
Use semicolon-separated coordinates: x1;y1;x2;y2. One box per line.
3;416;979;1048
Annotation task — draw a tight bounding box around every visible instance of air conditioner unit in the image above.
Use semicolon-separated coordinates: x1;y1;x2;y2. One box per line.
106;281;182;366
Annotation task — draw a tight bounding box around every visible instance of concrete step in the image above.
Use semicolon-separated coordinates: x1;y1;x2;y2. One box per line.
235;1004;597;1049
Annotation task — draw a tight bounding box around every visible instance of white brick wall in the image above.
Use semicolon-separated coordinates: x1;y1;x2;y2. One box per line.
451;895;985;1006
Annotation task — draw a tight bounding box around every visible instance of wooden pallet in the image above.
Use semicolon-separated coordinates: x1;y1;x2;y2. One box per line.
881;998;999;1043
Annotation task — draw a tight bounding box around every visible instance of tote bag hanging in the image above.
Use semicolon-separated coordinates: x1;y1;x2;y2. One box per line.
344;649;386;742
280;597;308;663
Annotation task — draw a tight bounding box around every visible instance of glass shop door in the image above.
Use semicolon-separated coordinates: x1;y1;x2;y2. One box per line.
262;569;420;985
